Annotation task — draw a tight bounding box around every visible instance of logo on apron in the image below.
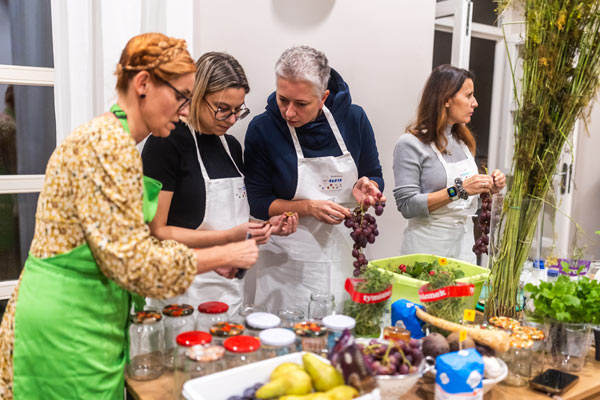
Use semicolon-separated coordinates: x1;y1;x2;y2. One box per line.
235;184;247;199
319;175;344;191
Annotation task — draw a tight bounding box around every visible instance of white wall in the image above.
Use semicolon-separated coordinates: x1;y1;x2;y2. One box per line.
192;0;436;260
572;96;600;259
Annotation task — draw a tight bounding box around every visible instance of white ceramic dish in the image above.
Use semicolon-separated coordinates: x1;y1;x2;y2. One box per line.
182;351;380;400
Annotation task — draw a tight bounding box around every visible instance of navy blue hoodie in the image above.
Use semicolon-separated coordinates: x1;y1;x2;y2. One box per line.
244;69;384;220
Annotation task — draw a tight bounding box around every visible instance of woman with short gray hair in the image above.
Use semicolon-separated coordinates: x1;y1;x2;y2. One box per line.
244;45;385;313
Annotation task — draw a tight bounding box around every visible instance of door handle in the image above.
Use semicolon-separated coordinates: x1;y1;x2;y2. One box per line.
560;163;568;195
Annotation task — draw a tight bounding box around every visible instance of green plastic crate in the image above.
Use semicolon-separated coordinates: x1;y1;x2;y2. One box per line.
368;254;489;310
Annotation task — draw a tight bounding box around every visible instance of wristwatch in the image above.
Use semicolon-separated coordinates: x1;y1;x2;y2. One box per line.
447;186;459;201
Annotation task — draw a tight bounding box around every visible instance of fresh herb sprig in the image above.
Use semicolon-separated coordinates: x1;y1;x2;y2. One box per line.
393;260;465;282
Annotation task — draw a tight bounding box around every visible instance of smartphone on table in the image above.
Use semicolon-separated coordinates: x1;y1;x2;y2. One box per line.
530;369;579;394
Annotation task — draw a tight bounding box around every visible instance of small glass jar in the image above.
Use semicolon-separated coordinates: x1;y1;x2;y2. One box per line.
224;335;261;368
308;292;335;322
259;328;297;359
277;307;305;329
500;341;533;386
196;302;229;332
209;321;245;345
245;312;281;337
383;325;411;343
127;309;164;381
173;331;223;400
162;304;195;370
236;303;265;324
322;315;355;353
293;321;328;356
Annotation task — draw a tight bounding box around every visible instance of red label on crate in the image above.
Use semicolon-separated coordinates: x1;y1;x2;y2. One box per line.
418;282;475;302
344;278;392;304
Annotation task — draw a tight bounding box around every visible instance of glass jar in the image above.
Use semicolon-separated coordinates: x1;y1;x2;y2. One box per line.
209;321;245;345
245;312;281;337
236;303;265;324
383;325;411;343
162;304;195;370
308;292;335;322
259;328;297;359
293;321;328;356
224;335;261;368
127;309;164;381
500;342;532;386
277;307;305;329
196;301;229;331
173;331;223;400
322;315;355;353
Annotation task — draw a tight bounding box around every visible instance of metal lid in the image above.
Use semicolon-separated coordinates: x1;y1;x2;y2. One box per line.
246;312;281;330
130;310;162;324
259;328;296;347
322;315;356;331
176;331;212;347
197;301;229;314
224;335;261;353
547;269;559;277
163;303;194;317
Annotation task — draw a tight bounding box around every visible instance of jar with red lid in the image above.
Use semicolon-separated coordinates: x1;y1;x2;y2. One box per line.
224;335;261;368
196;301;229;332
127;309;164;381
162;304;195;370
173;331;224;400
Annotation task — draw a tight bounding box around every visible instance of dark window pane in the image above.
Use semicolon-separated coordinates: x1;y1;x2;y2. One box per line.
0;299;8;320
472;0;498;26
0;0;53;68
433;30;452;68
0;192;39;281
0;84;56;175
469;37;496;171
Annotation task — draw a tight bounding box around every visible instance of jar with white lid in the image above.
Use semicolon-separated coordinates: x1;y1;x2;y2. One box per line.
162;304;195;370
322;314;356;353
259;328;297;359
196;301;228;331
245;312;281;337
224;335;262;368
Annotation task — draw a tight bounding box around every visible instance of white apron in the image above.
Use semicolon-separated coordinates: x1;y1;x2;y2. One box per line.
401;140;478;264
254;105;359;314
148;131;250;318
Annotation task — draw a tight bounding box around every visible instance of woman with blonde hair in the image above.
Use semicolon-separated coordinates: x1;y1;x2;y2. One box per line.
0;33;258;400
142;52;297;318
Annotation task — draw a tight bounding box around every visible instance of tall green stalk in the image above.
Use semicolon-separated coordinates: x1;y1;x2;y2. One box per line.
487;0;600;318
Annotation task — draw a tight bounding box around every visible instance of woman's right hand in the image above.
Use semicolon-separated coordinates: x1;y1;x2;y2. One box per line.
222;239;259;269
229;221;268;243
462;174;494;196
307;200;351;225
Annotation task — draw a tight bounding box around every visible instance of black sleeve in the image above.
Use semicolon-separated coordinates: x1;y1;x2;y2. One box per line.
141;135;180;192
225;134;245;175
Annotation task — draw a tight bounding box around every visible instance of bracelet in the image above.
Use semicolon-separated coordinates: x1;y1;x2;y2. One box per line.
454;177;469;200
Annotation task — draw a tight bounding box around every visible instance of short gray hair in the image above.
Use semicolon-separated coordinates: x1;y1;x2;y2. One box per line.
275;46;331;95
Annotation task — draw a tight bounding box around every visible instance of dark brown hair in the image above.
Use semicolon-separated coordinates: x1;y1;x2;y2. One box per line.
115;33;195;93
407;64;476;154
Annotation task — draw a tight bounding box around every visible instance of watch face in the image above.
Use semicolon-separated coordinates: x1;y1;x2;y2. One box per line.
447;187;458;197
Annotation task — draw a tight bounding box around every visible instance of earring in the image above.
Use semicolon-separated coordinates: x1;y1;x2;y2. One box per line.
140;94;146;99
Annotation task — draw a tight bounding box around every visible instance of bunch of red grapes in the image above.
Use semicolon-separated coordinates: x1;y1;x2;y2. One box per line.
344;193;385;277
473;192;491;256
359;338;423;375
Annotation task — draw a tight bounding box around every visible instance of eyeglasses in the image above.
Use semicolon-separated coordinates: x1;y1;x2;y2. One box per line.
155;76;191;112
204;99;250;122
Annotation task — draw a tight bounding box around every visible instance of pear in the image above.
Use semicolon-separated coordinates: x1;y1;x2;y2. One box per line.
326;385;359;400
286;370;313;395
256;368;312;399
270;362;304;381
255;377;289;399
280;394;330;400
302;353;344;392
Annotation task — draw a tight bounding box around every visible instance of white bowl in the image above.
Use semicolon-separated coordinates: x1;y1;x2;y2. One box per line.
375;358;434;398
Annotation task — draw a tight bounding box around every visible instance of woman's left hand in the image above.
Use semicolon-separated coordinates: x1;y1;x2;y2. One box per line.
269;213;299;236
491;169;506;193
247;222;272;245
352;176;386;207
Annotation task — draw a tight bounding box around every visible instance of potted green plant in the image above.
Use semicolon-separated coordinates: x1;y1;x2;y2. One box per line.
525;272;600;371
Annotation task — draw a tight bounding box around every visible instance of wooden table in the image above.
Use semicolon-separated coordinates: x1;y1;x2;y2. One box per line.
126;352;600;400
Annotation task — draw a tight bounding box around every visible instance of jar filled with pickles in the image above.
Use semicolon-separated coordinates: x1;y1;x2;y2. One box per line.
209;321;244;345
294;321;328;356
196;301;229;331
224;335;261;368
162;304;195;370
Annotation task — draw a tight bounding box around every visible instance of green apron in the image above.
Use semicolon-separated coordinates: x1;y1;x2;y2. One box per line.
12;106;162;399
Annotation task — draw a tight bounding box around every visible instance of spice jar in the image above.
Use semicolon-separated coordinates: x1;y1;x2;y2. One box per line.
209;322;244;345
127;309;164;381
162;304;195;370
196;302;229;331
259;328;297;359
294;321;328;356
224;335;261;368
322;315;356;353
173;331;223;400
245;312;281;337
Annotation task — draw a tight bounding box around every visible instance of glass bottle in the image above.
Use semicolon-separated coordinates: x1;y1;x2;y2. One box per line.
162;304;195;370
127;309;164;381
196;301;228;331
